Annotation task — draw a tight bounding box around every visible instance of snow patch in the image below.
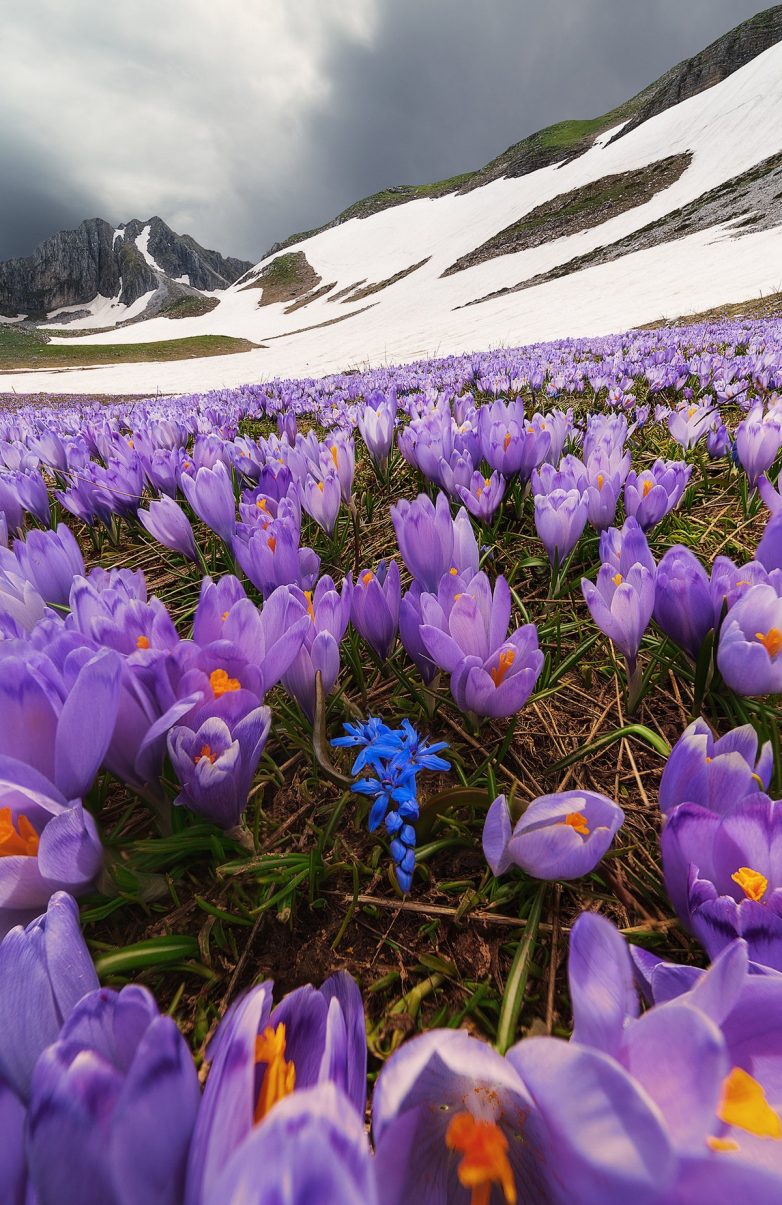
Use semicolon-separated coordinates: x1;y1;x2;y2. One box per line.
174;274;190;286
135;225;162;272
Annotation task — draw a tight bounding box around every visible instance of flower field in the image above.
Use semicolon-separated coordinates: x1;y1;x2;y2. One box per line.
3;315;782;1202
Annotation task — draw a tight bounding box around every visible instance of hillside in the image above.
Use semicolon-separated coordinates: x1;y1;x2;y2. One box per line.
1;6;781;395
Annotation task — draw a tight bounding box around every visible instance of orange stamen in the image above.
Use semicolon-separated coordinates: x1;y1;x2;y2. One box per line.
304;590;316;621
254;1024;296;1124
563;811;590;836
136;634;150;649
194;744;218;765
756;628;782;658
642;479;654;497
209;668;240;698
731;866;768;903
718;1067;782;1139
361;571;374;585
267;535;277;552
0;808;39;858
490;649;515;687
445;1112;516;1205
597;473;604;490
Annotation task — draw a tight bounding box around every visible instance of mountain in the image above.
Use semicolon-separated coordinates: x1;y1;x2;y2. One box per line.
0;216;252;322
1;7;781;396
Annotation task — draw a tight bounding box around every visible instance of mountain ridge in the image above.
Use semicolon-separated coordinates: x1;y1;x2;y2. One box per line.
0;215;252;321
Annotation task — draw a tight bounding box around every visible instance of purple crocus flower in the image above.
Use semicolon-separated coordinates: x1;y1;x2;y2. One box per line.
373;1027;549;1205
391;492;462;593
533;488;588;564
399;581;439;685
735;407;782;487
624;459;692;530
709;555;779;625
181;460;236;543
282;575;352;720
9;523;85;608
138;495;199;563
582;562;656;669
203;1083;377;1205
233;518;320;598
599;516;656;577
0;1076;27;1203
757;511;782;573
185;972;366;1205
662;794;782;971
478;399;551;479
419;571;543;717
511;912;782;1201
717;584;782;695
351;560;401;659
659;719;773;816
707;421;731;459
457;469;506;521
584;467;622;530
0;758;103;936
27;984;200;1205
653;546;714;658
484;790;624;880
0;647;122;799
300;470;341;536
758;474;782;516
168;703;271;828
0;891;98;1101
357;390;396;466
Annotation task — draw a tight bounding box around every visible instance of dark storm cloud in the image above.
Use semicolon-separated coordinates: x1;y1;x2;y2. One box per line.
0;0;775;265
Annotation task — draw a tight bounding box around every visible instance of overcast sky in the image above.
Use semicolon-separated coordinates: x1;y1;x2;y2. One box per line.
0;0;775;264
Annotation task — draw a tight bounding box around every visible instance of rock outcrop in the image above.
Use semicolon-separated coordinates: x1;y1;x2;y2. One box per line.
0;217;253;320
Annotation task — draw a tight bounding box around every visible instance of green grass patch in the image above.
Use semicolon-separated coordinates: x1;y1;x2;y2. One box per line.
0;327;258;371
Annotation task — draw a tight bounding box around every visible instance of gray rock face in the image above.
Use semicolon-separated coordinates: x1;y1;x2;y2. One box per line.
0;217;253;319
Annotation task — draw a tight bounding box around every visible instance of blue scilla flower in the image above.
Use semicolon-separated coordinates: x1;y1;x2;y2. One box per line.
343;714;449;894
331;716;391;750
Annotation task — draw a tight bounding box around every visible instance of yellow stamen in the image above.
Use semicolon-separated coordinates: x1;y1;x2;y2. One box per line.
304;590;316;621
612;573;622;586
221;610;230;621
718;1067;782;1139
256;498;268;511
731;866;768;903
136;634;150;650
503;432;512;451
642;479;654;497
597;473;604;490
209;668;240;698
752;773;764;786
445;1112;516;1205
756;628;782;658
194;744;218;765
127;438;134;449
490;649;515;688
449;566;459;576
254;1024;296;1124
707;1135;740;1152
735;580;749;587
330;445;339;468
563;811;590;836
0;808;39;858
317;481;324;492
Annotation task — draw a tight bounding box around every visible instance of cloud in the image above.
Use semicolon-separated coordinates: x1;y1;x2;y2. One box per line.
0;0;773;263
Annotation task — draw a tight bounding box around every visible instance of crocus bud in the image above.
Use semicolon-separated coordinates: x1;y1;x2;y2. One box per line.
483;791;624;880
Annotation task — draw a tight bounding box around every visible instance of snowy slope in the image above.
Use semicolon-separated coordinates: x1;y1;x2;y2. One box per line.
3;39;782;395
